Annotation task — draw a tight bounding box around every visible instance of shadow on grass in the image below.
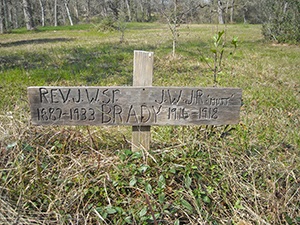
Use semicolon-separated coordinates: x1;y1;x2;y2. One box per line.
0;42;159;86
0;51;53;71
0;38;73;47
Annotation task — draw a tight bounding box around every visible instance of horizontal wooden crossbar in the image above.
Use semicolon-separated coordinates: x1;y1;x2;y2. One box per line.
28;86;242;126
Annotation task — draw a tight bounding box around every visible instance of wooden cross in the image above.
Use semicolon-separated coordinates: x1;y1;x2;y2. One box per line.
27;50;242;151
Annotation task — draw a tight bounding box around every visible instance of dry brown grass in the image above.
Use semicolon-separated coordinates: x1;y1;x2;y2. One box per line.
0;23;299;224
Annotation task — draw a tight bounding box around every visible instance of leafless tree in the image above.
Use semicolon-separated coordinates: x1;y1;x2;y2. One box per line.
63;0;73;25
22;0;35;30
38;0;45;26
0;0;272;31
54;0;58;26
157;0;208;57
0;0;5;33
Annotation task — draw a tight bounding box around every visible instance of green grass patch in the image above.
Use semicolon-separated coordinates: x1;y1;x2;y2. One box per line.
0;23;299;224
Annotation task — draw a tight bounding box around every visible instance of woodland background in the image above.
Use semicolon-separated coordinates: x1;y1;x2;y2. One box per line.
1;0;300;43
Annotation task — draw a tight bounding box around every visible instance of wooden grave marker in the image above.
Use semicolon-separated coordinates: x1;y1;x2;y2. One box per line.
28;51;242;151
132;51;153;151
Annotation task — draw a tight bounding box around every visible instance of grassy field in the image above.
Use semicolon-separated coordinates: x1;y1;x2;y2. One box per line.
0;23;299;224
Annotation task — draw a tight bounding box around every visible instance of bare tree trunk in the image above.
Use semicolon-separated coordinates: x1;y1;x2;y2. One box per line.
125;0;131;21
7;0;12;27
138;0;145;22
11;3;18;28
22;0;35;30
243;6;247;24
230;0;234;23
146;1;152;21
85;0;90;22
64;0;73;26
2;0;9;30
74;0;79;21
160;0;178;57
38;0;45;26
217;0;224;24
172;29;176;57
54;0;57;26
0;0;4;33
172;0;177;57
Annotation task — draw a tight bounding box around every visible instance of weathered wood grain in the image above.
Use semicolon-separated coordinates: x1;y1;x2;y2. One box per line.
132;51;153;151
133;50;153;86
28;86;242;126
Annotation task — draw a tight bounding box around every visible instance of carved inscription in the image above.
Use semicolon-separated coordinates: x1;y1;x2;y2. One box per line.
28;86;242;126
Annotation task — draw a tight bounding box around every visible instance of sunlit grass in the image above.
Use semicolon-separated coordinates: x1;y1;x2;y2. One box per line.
0;23;299;224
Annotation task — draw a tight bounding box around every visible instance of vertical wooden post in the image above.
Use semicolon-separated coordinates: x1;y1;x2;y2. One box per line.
132;50;154;152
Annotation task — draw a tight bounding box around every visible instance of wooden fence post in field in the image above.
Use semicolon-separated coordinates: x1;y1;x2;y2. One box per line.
132;50;154;152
